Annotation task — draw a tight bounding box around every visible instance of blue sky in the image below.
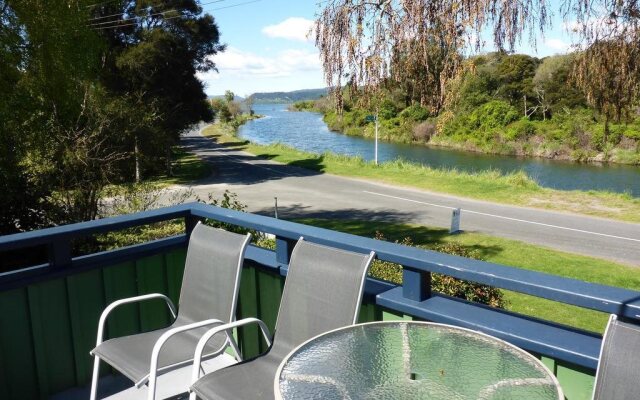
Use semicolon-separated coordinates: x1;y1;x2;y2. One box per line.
198;0;576;96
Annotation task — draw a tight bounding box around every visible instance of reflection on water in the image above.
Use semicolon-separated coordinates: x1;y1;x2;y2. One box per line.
239;104;640;196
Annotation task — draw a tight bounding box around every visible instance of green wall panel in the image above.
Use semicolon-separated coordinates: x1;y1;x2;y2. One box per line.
66;269;105;385
27;279;77;398
556;361;595;400
165;249;187;306
255;269;283;353
135;254;171;332
102;261;140;339
0;288;39;399
236;265;260;359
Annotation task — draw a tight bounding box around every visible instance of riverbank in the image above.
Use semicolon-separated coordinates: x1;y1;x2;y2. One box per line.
292;103;640;166
202;124;640;223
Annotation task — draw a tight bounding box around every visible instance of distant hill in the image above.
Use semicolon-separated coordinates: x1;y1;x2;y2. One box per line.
249;88;328;104
208;94;245;102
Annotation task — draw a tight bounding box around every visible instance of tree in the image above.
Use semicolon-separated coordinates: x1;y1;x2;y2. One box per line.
315;0;640;119
495;54;540;107
225;90;235;103
245;94;255;115
0;0;111;230
315;0;549;112
95;0;224;178
564;0;640;128
572;40;640;143
533;54;586;117
0;0;225;231
389;34;461;114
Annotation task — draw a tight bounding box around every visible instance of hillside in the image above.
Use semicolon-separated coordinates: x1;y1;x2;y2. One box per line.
250;88;328;104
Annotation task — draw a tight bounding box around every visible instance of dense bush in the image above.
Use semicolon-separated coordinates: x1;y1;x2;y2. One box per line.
504;118;537;141
95;186;258;250
468;101;520;130
369;232;506;308
399;104;430;121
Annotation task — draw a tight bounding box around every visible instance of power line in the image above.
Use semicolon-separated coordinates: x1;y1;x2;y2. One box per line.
89;9;179;27
91;0;263;30
92;13;186;30
88;0;226;23
208;0;260;11
85;0;122;9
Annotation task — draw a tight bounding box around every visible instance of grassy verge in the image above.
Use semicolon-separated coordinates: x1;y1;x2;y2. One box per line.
151;147;211;186
202;125;640;223
296;218;640;333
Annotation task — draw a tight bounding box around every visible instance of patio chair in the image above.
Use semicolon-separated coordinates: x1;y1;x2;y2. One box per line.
592;314;640;400
89;223;251;400
188;238;375;400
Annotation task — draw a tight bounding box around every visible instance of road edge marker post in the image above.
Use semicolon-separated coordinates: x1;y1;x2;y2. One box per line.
450;208;461;234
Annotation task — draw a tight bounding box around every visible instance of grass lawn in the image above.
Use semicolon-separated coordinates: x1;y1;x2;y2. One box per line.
202;124;640;223
295;218;640;334
152;146;211;186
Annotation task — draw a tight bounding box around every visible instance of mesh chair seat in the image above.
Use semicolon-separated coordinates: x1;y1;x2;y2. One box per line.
92;316;227;384
190;239;375;400
91;223;251;399
191;352;282;400
592;315;640;400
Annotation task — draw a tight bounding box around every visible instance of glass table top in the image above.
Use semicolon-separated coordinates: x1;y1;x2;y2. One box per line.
276;321;563;400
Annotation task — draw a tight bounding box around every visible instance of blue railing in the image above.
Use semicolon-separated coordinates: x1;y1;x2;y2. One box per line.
1;202;635;373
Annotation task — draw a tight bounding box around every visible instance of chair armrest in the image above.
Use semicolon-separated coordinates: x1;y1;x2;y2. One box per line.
190;318;273;387
147;318;226;400
93;293;177;349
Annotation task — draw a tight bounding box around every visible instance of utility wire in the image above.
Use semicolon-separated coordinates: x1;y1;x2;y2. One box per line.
208;0;260;11
89;9;178;26
92;12;186;30
85;0;121;9
91;0;263;30
88;0;225;22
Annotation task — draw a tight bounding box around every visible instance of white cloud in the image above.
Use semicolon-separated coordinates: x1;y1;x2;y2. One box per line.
207;47;287;78
544;38;570;52
262;17;315;42
196;47;322;92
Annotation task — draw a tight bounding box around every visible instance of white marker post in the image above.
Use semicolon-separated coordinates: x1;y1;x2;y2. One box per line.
450;208;461;234
374;112;379;165
274;197;279;219
366;113;379;165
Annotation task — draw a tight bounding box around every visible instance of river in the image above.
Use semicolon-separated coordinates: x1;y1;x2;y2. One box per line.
238;104;640;196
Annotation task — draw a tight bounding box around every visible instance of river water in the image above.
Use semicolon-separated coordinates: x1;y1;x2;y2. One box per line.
238;104;640;196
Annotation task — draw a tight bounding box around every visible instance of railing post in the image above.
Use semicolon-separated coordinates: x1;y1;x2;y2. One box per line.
402;268;431;302
275;236;296;265
48;239;72;269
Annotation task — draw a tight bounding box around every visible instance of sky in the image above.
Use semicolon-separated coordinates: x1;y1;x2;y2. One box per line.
197;0;577;97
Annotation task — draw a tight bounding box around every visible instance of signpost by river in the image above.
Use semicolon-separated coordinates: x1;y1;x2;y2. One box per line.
365;114;378;165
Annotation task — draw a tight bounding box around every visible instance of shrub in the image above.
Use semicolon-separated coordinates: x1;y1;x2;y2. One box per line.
504;170;539;189
399;104;430;121
290;101;315;111
95;187;257;250
623;122;640;140
412;121;437;142
613;149;640;165
468;100;520;130
378;98;399;119
504;118;537;141
370;232;506;308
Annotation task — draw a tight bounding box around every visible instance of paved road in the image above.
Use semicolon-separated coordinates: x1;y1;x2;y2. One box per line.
178;126;640;266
